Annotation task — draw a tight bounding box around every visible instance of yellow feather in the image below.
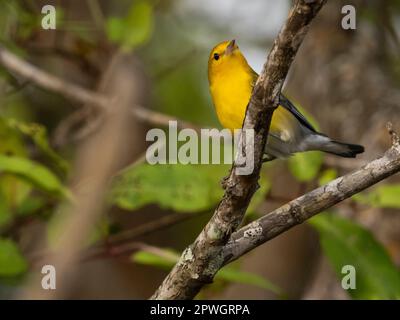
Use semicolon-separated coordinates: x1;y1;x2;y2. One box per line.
208;41;296;138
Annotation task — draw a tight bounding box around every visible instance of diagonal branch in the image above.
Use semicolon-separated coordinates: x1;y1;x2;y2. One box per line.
0;44;194;131
0;44;109;109
151;0;327;300
222;126;400;264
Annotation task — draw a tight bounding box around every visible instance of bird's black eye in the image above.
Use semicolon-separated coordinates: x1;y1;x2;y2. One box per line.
213;53;220;61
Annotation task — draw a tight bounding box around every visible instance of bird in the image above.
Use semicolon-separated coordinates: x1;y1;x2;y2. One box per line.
208;39;364;161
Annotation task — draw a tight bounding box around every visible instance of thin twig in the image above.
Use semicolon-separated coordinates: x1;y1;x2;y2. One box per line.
28;210;209;265
0;44;205;132
104;210;211;247
0;44;109;109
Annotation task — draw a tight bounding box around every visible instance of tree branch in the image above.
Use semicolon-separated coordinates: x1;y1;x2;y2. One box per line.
0;44;108;109
222;126;400;264
151;0;327;300
0;44;195;131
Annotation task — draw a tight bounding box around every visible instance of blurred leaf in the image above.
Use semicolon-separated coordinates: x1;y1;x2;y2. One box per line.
288;151;323;182
0;155;69;198
0;89;33;121
86;216;112;246
132;248;280;293
132;249;179;270
0;118;59;221
17;196;47;217
111;163;227;213
0;117;27;157
353;184;400;209
106;0;153;51
310;213;400;299
0;192;12;227
0;0;38;42
0;118;34;222
318;168;338;186
0;175;31;205
6;118;69;176
106;18;124;42
217;267;281;295
112;157;270;214
0;238;27;277
0;175;31;225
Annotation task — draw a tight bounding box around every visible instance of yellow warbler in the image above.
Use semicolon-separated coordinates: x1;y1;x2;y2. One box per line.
208;40;364;160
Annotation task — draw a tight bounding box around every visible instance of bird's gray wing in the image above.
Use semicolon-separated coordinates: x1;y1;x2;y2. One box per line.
279;94;317;133
250;70;317;133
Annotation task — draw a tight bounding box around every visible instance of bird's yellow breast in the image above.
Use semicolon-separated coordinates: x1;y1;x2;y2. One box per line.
209;63;253;130
209;63;292;135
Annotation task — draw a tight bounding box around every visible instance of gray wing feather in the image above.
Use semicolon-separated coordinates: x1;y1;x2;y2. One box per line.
279;94;317;133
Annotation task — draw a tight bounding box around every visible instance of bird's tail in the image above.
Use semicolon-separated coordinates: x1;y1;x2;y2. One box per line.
307;134;365;158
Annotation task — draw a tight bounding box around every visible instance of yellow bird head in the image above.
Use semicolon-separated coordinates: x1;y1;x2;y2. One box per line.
208;40;251;84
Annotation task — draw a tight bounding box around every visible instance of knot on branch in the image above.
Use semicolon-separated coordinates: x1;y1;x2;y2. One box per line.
290;205;304;225
387;122;400;149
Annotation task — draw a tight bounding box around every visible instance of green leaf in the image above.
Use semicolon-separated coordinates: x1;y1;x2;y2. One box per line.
0;155;69;198
105;18;124;42
132;249;178;270
0;1;40;42
0;238;27;277
353;184;400;209
288;151;323;182
86;216;113;247
0;192;12;227
17;196;46;217
0;118;68;218
217;267;281;295
0;175;31;211
0;117;33;222
111;163;227;213
0;116;27;157
0;175;32;227
131;248;280;293
310;213;400;299
6;118;69;176
106;0;153;51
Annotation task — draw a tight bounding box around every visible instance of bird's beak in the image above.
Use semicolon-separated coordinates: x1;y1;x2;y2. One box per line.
225;39;236;56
